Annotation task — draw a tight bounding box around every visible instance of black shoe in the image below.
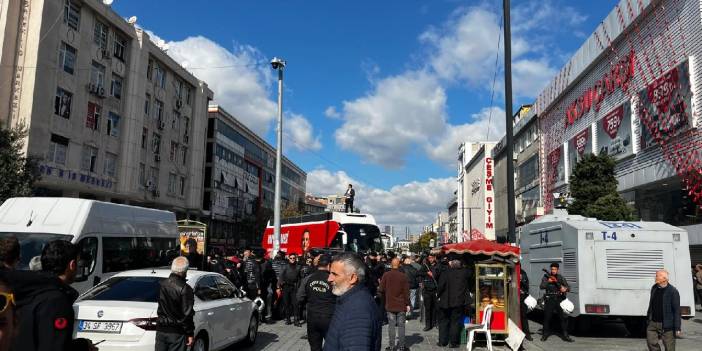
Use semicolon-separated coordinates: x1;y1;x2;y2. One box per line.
436;342;447;347
301;335;308;340
525;334;533;341
423;326;433;332
285;320;292;325
448;344;459;349
562;335;574;342
295;322;302;327
384;347;393;351
540;334;549;341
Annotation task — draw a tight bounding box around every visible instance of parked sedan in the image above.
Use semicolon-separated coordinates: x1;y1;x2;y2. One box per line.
73;269;259;351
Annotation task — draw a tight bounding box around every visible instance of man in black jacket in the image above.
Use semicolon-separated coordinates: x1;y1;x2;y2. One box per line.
298;254;336;351
646;269;681;351
156;256;195;351
278;253;302;326
241;250;262;300
419;253;442;331
540;262;573;342
400;257;420;319
10;240;82;351
437;260;471;348
344;184;355;213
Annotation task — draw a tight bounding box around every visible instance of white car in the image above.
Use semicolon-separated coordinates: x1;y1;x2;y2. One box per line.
73;269;259;351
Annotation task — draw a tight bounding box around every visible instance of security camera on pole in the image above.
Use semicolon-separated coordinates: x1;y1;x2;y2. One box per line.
271;57;286;258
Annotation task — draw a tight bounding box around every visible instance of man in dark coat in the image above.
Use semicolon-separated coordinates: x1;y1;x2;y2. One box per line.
156;256;195;351
646;269;681;351
298;254;336;351
324;253;381;351
400;257;420;319
419;253;442;331
540;262;573;342
278;253;302;326
437;259;471;348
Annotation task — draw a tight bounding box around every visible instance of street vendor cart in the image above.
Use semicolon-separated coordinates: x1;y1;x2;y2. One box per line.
475;263;509;334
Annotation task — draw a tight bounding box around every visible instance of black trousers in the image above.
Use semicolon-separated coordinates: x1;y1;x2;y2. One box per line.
307;313;332;351
438;307;463;346
543;296;568;337
345;199;354;213
282;285;298;321
422;290;438;328
155;331;186;351
245;283;259;300
520;298;531;337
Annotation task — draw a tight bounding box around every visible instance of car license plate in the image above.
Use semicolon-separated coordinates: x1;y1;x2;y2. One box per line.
78;320;123;333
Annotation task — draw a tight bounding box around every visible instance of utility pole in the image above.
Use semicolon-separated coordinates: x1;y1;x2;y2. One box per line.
271;57;286;257
503;0;516;243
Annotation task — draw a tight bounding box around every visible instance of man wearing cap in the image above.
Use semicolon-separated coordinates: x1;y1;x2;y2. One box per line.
540;262;573;342
298;255;336;351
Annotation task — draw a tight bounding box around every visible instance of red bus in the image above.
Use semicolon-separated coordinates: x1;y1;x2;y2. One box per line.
262;212;384;256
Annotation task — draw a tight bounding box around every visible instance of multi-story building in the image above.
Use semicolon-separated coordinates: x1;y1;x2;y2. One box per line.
447;193;458;243
0;0;212;219
304;194;326;214
204;105;306;250
492;105;540;242
457;142;496;241
325;194;346;212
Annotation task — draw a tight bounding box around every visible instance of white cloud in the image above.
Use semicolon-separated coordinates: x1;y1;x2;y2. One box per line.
306;169;455;231
324;106;341;119
512;58;558;99
334;71;447;168
285;113;322;151
424;107;506;167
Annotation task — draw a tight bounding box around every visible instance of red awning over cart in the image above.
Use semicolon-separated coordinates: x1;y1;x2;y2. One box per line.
440;240;520;259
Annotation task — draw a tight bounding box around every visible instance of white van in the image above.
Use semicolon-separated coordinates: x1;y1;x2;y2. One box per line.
0;197;179;293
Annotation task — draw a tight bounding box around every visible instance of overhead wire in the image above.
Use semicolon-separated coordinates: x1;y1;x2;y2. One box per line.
485;14;504;142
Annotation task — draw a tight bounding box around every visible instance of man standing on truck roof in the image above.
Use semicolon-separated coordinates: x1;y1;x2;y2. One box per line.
344;184;355;213
646;270;681;351
540;262;574;342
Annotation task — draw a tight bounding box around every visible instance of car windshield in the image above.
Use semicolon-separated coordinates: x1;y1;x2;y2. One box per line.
337;224;383;253
1;233;72;270
79;276;165;303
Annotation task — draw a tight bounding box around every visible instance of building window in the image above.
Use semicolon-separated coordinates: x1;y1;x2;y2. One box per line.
106;112;120;137
155;99;164;121
63;0;80;30
170;141;178;162
179;176;186;196
154;64;166;88
144;94;150;116
181;146;187;166
138;163;145;187
54;87;72;119
141;127;148;149
186;87;192;105
58;42;76;74
172;110;180;130
152;133;161;154
183;117;190;142
93;20;108;49
149;167;159;188
113;35;126;61
104;152;117;177
81;145;98;173
175;80;184;100
168;173;177;194
48;134;69;165
147;58;154;81
90;61;105;89
86;102;101;130
110;74;122;99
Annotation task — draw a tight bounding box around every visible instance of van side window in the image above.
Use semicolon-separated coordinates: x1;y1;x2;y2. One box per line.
102;237;179;273
75;237;98;282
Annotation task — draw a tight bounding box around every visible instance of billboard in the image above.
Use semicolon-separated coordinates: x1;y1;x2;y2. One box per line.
178;220;207;269
548;145;566;188
639;60;693;149
596;102;633;160
568;127;592;173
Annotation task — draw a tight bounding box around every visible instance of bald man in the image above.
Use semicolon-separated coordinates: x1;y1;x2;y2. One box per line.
156;257;195;351
379;258;410;351
646;270;681;351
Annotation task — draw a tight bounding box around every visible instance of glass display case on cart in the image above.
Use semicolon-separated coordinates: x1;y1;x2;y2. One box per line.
475;263;509;334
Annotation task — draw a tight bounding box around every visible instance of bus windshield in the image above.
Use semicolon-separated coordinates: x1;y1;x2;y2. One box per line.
336;224;383;253
1;233;72;269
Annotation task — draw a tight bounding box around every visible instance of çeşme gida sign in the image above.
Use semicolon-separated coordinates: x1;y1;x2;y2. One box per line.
596;101;633;160
639;60;693;149
568;127;592;174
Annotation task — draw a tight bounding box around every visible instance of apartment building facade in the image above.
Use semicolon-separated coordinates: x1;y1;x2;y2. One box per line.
0;0;213;218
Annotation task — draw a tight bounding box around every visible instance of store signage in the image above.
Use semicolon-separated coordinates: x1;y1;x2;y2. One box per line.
484;157;495;239
568;127;591;174
596;102;633;160
574;129;589;155
38;164;114;189
639;60;693;149
548;146;566;188
565;51;636;126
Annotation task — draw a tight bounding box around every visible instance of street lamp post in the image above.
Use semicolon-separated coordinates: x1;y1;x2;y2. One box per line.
271;57;286;258
503;0;517;243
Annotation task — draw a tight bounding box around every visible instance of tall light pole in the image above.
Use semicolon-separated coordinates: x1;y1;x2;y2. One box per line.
271;57;286;257
503;0;516;243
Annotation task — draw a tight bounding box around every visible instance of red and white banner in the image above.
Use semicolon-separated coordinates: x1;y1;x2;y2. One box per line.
602;105;624;139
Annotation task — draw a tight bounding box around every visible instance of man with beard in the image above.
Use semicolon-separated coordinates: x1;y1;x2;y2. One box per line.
324;253;381;351
297;255;336;351
278;253;302;326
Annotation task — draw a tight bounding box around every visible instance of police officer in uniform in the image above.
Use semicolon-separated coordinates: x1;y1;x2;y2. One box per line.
540;262;574;342
278;253;302;326
297;254;336;351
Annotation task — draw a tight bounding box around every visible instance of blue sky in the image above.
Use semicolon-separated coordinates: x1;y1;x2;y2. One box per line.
113;0;618;230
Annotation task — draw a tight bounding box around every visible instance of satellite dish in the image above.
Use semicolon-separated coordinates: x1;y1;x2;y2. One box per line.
128;16;137;25
102;0;114;5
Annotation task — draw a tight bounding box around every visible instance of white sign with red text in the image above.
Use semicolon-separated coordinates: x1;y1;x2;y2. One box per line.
484;157;496;240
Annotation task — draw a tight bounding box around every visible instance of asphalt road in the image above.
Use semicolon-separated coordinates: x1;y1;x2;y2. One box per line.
241;311;702;351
